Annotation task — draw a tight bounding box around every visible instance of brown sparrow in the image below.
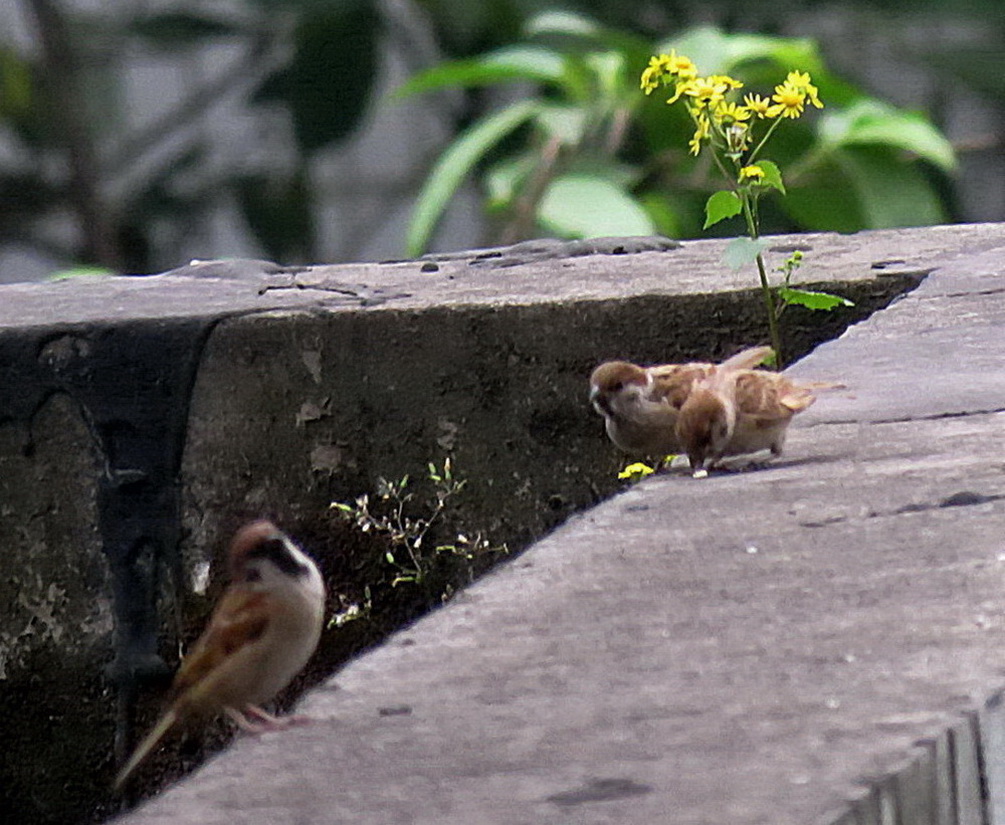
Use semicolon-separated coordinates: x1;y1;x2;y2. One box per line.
589;346;773;456
675;362;817;475
114;520;326;789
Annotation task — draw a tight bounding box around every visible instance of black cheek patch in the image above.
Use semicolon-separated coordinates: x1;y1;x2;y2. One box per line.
247;538;312;578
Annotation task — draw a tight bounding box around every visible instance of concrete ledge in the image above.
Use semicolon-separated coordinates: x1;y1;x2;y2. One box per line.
1;224;1002;822
107;224;1005;824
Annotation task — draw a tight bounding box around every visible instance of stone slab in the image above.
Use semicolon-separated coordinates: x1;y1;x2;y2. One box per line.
115;227;1005;825
1;226;947;824
2;224;1000;331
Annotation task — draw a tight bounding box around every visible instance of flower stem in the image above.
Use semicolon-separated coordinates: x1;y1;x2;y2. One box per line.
740;193;783;367
747;115;783;164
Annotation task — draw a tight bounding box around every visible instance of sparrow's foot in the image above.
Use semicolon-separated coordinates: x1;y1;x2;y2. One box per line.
662;455;692;473
227;705;313;734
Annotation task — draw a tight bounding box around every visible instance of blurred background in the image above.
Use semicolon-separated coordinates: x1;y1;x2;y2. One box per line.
0;0;1001;282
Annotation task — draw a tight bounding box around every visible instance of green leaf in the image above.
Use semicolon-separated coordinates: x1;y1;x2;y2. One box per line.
778;287;853;310
584;51;627;100
525;9;651;60
839;145;946;228
484;155;536;209
235;171;313;262
251;6;380;153
537;174;656;239
536;104;589;145
638;192;682;238
756;160;785;195
665;26;825;78
723;236;768;270
0;48;33;116
783;143;947;232
781;156;864;232
47;266;115;282
703;190;742;228
407;100;541;256
393;46;566;99
817;100;956;172
842;146;947;227
525;10;601;38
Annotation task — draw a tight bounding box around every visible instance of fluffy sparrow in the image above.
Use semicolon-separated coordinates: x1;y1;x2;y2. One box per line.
589;346;773;456
675;362;817;475
114;520;326;789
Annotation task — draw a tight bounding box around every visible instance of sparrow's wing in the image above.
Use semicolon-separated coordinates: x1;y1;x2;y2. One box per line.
719;345;773;371
649;364;713;408
115;588;271;790
733;372;815;421
648;346;770;408
171;588;271;702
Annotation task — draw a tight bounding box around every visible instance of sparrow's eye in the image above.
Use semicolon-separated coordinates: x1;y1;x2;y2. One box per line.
611;381;623;392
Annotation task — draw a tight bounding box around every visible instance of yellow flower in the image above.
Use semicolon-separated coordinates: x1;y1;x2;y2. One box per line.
641;50;699;94
640;54;672;93
667;50;698;81
688;112;710;155
684;76;730;110
618;462;656;480
708;74;744;91
785;70;812;87
770;82;806;118
743;93;774;118
714;101;751;126
784;70;823;108
739;164;765;182
666;81;688;104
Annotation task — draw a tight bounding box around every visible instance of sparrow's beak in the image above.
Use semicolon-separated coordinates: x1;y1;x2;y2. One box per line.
589;386;609;416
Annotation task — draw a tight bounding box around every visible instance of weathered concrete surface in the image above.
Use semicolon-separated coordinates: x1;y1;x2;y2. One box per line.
112;227;1005;825
0;224;999;823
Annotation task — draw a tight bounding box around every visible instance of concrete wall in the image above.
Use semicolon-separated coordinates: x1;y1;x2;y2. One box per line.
0;225;998;822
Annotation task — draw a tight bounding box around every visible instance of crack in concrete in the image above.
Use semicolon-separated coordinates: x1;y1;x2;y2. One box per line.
256;278;411;307
800;490;1004;528
803;408;1005;428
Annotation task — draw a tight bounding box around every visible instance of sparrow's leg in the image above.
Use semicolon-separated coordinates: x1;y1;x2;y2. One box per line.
228;704;313;733
225;706;264;733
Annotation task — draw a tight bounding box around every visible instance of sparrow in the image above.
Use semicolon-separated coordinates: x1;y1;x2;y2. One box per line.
589;346;773;456
114;520;326;789
675;361;818;476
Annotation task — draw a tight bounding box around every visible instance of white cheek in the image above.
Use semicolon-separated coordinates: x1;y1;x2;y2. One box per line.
623;385;646;407
284;540;326;599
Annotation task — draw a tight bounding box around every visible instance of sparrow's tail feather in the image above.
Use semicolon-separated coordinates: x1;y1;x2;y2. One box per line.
719;346;773;372
114;706;179;791
796;380;846;391
780;389;817;412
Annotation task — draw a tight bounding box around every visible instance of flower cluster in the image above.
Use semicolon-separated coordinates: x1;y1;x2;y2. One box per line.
617;461;656;481
642;52;823;167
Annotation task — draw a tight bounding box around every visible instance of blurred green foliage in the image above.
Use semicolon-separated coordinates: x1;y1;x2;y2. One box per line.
399;12;957;255
0;0;1000;275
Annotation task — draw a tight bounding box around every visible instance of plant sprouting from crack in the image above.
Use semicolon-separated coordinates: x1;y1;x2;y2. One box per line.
330;458;507;593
